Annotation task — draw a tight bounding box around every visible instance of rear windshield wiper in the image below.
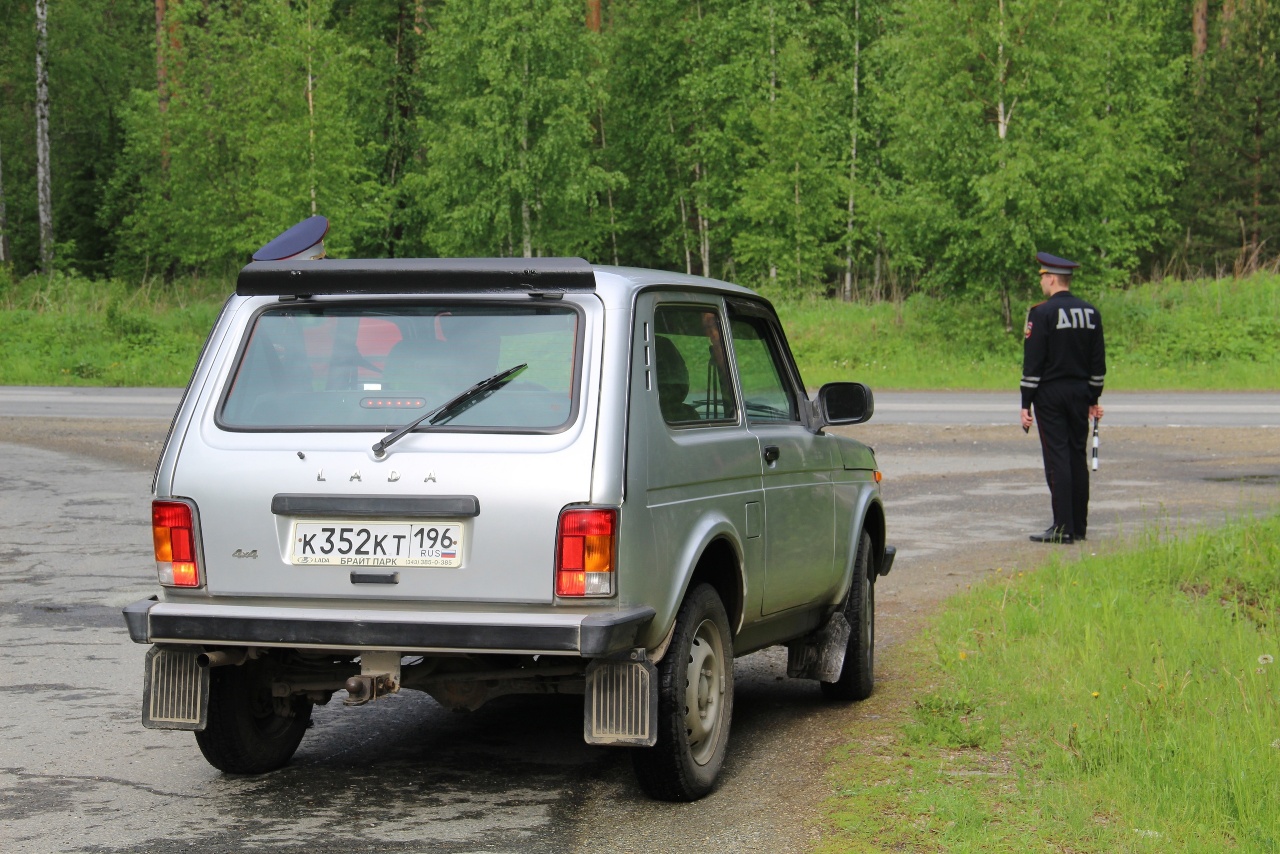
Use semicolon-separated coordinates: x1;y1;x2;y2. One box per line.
372;363;528;456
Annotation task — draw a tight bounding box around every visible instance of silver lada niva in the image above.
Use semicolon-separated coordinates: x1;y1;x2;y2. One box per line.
124;217;894;801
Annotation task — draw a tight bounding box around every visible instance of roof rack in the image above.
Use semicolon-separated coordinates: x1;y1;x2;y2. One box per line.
235;257;597;297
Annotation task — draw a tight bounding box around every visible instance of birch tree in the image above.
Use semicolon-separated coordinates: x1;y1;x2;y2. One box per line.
35;0;52;270
412;0;620;258
0;136;8;263
733;35;844;292
1182;0;1280;272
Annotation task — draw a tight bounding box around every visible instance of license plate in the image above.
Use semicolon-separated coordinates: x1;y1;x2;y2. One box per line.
291;522;463;568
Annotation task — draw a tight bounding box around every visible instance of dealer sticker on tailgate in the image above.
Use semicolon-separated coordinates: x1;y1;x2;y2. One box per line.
291;522;462;567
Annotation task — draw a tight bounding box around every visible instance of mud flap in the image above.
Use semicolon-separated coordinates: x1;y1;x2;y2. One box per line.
583;656;658;746
142;645;209;731
786;612;851;682
879;545;897;577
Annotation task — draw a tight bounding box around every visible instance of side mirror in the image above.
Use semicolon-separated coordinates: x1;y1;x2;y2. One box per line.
816;382;874;426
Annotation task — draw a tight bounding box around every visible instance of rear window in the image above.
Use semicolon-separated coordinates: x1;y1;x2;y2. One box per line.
219;302;582;431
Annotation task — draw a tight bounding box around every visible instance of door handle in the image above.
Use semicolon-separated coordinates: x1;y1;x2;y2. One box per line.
763;445;780;463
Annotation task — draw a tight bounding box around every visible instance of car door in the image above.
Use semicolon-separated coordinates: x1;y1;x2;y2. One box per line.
727;302;837;615
633;295;766;622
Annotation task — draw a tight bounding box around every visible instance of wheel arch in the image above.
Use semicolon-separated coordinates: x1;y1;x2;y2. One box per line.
832;494;886;609
686;537;743;638
861;498;887;578
648;517;747;646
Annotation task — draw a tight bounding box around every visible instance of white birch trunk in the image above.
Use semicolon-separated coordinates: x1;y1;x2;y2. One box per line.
995;0;1016;142
521;59;532;258
694;161;709;277
793;162;802;288
306;1;317;215
36;0;54;270
0;136;9;263
843;0;860;302
521;200;532;259
598;107;619;265
678;192;692;275
670;114;693;275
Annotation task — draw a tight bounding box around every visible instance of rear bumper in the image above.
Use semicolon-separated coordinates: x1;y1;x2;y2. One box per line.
122;596;655;658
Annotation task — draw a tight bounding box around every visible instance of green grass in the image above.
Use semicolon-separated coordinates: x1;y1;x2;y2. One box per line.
821;515;1280;852
0;266;1277;389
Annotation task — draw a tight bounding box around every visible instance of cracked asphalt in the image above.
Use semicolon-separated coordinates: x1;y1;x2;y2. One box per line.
0;410;1277;853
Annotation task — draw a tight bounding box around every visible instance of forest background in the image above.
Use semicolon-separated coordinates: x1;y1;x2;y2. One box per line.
0;0;1277;349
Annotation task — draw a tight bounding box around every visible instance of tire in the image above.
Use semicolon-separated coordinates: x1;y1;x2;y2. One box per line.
632;584;734;801
194;656;312;774
820;531;875;701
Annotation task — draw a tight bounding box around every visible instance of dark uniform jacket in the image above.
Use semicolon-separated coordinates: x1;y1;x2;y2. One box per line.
1020;291;1106;409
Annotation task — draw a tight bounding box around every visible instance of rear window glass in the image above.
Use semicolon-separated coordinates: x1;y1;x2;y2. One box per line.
219;302;581;431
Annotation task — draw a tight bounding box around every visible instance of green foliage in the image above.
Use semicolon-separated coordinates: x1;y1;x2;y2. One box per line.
1179;0;1280;273
824;514;1280;852
0;0;1278;318
103;0;386;277
0;0;154;276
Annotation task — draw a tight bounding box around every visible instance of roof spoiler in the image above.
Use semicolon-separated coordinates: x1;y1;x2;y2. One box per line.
236;256;597;297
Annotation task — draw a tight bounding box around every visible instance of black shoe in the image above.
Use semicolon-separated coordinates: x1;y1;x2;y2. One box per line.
1073;532;1087;542
1030;526;1073;544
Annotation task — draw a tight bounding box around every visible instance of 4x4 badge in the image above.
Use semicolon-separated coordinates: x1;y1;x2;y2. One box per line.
232;549;258;559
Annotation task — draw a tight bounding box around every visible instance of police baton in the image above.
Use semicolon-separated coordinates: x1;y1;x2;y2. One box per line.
1091;417;1100;471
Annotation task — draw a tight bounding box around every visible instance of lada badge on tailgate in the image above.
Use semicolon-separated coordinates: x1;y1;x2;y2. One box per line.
291;521;463;568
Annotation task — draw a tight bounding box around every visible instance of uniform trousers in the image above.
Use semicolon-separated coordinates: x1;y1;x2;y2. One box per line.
1033;380;1091;537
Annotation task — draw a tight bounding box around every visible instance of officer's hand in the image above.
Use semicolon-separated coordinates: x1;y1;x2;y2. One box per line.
1089;404;1104;420
1020;408;1034;430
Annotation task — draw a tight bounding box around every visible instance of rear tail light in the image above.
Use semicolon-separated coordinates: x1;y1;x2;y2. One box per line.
153;499;202;588
555;507;617;597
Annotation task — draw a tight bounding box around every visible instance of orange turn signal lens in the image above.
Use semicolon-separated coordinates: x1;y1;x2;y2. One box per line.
874;470;883;484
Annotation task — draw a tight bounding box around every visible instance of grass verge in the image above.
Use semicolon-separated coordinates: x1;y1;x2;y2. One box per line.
776;272;1280;390
0;268;1277;389
0;271;229;387
821;514;1280;852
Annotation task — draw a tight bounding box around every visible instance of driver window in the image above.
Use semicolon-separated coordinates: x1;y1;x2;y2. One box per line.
652;305;737;426
729;315;799;423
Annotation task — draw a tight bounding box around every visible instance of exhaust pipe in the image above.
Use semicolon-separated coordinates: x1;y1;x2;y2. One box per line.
196;649;249;668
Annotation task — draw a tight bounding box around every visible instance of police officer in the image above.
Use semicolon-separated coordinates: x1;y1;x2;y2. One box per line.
1020;252;1106;544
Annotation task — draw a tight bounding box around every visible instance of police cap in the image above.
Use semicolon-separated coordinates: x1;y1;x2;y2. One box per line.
253;215;329;262
1036;251;1079;276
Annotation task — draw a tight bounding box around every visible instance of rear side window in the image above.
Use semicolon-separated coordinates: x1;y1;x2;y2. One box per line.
652;305;737;426
219;302;581;431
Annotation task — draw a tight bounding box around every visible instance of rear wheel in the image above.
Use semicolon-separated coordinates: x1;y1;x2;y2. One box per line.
632;584;734;801
821;531;875;701
194;656;311;774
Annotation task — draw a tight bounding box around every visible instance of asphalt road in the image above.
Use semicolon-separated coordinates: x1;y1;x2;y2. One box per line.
3;386;1280;427
0;389;1277;853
